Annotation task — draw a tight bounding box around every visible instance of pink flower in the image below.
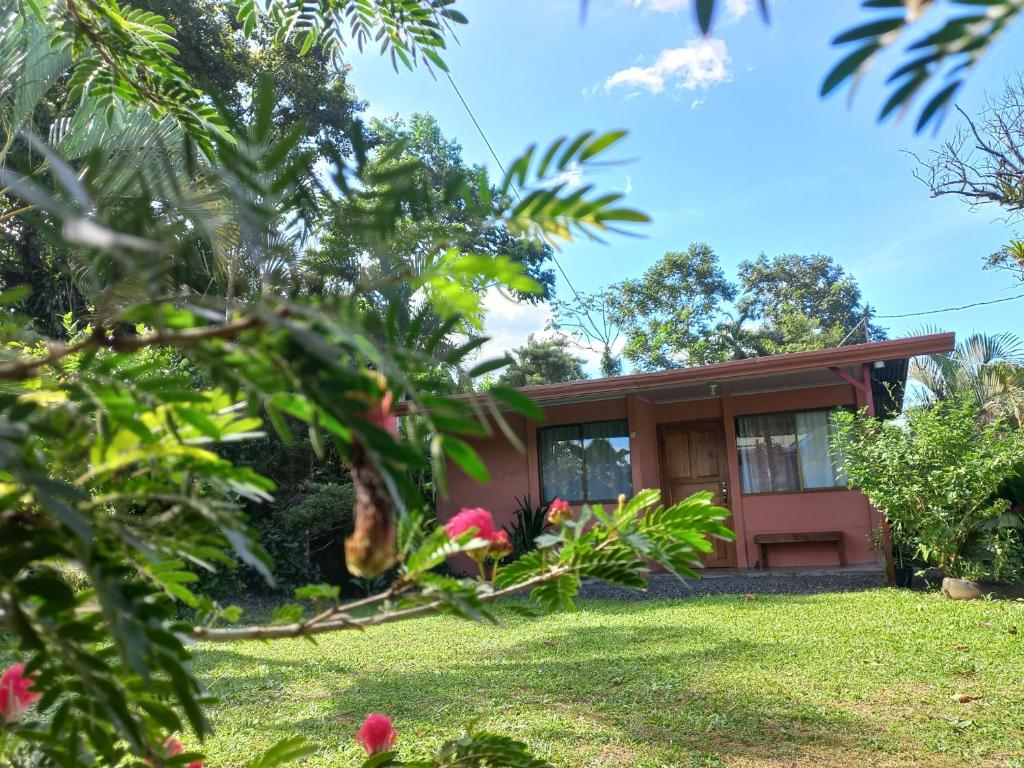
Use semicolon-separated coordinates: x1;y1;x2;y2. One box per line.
548;498;573;526
355;713;397;755
164;739;203;768
445;507;497;541
364;389;399;436
0;663;40;723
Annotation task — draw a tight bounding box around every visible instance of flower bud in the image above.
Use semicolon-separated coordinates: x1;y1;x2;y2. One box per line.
547;498;573;526
488;530;513;560
344;454;396;578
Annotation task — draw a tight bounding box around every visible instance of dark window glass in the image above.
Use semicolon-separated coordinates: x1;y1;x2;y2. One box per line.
539;419;632;503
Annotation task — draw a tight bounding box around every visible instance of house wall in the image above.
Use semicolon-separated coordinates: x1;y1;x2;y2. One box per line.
439;413;530;529
439;382;884;570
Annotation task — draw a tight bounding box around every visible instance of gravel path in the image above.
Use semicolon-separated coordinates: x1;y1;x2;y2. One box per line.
578;567;888;600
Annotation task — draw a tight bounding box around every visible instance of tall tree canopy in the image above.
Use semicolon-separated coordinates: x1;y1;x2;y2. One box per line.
304;113;555;312
558;245;880;373
737;253;882;354
612;243;736;370
498;334;587;388
0;0;367;338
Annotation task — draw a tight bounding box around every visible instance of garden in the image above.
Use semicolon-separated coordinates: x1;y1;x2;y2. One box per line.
3;1;1024;768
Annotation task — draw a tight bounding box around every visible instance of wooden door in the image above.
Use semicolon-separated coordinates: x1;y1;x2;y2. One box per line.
659;423;736;568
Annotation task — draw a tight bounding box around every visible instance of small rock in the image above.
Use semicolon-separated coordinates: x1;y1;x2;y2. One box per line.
942;577;983;601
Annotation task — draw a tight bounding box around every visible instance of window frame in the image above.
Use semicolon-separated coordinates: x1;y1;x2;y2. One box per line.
734;406;850;497
537;419;633;505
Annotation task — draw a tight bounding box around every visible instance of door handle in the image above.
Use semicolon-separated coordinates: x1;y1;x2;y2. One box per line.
721;481;729;505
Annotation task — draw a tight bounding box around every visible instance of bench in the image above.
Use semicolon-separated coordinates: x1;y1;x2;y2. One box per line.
754;531;846;569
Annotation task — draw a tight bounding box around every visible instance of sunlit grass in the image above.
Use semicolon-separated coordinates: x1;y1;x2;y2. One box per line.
192;590;1023;767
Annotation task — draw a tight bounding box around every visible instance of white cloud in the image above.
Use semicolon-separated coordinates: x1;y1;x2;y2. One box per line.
554;163;584;189
725;0;753;20
477;289;625;378
477;288;552;367
631;0;689;10
630;0;753;20
604;38;732;96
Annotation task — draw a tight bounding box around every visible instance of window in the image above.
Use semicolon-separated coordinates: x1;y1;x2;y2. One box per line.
736;409;847;494
539;419;633;503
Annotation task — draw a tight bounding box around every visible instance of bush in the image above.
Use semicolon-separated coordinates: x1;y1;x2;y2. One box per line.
833;399;1024;581
196;481;357;597
256;481;357;590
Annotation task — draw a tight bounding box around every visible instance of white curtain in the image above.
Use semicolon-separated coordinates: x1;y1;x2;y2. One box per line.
794;411;846;489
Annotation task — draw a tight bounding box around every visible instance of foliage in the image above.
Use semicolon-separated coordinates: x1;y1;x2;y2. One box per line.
911;331;1024;426
686;0;1024;133
0;1;667;766
250;482;357;594
578;245;879;372
833;400;1024;580
305;113;555;312
611;243;737;371
497;335;586;388
736;254;884;354
502;496;553;561
987;238;1024;284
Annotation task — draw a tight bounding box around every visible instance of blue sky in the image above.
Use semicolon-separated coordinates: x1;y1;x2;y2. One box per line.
345;1;1024;372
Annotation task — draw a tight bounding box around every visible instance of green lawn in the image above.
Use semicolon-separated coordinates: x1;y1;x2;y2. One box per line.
191;590;1023;768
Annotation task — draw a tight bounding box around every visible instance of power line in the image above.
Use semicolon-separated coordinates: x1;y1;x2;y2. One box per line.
874;293;1024;319
443;71;586;305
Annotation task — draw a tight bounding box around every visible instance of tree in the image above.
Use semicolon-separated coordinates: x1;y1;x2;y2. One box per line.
915;75;1024;282
304;113;555;310
912;331;1024;426
917;74;1024;217
0;4;735;767
498;334;587;387
833;400;1024;582
987;238;1024;284
611;243;736;370
137;0;365;159
737;253;883;353
0;1;367;338
549;286;623;377
601;246;878;372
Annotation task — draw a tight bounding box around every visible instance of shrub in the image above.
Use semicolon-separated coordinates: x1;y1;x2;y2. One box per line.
503;495;553;560
196;482;357;597
833;399;1024;581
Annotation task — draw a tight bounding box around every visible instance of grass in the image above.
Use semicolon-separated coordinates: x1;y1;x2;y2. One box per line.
189;589;1024;768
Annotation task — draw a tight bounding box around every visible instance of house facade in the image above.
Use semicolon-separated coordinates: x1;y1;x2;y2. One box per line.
440;334;955;572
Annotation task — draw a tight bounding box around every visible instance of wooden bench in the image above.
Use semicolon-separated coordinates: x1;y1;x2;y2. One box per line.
754;531;846;569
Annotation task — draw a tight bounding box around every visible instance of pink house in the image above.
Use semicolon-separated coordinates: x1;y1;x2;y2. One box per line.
440;333;954;573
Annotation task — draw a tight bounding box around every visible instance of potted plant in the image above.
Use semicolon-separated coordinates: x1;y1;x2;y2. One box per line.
868;525;915;588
